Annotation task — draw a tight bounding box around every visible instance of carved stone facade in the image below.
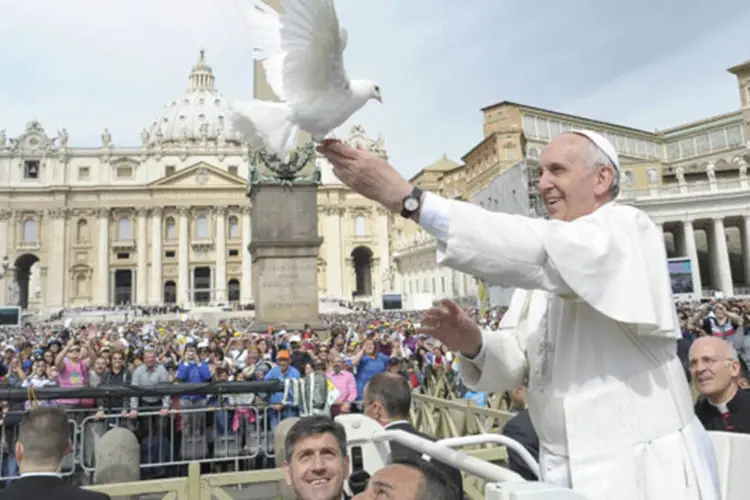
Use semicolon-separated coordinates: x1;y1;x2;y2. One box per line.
0;52;390;311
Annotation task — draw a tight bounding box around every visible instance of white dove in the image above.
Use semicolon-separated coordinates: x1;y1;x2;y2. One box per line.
230;0;382;157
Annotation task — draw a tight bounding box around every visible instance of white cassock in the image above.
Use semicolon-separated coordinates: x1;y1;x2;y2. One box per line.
419;193;721;500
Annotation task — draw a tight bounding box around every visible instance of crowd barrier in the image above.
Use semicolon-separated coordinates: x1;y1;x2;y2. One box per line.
0;404;294;482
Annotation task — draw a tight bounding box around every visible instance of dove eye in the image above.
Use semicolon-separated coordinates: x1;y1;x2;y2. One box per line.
374;86;380;92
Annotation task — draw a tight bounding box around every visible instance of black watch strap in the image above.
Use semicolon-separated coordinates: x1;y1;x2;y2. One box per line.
400;186;424;219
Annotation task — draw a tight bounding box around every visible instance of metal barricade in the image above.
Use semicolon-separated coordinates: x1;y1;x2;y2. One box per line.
79;404;265;472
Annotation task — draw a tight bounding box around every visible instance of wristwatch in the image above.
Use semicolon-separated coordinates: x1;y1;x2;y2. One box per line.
400;186;424;219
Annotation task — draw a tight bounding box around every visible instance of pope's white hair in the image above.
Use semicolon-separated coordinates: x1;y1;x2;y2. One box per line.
580;138;620;199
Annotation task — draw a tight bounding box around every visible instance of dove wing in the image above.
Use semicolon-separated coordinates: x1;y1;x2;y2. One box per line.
235;0;288;101
279;0;350;105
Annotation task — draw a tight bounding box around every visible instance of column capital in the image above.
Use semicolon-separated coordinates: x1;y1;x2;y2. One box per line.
151;206;163;217
97;207;110;218
212;205;227;216
0;209;12;220
177;206;191;217
136;207;150;218
240;205;252;216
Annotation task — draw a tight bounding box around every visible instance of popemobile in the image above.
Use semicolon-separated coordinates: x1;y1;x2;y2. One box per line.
336;414;750;500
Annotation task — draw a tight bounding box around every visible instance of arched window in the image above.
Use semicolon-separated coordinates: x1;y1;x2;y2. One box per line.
228;216;240;239
354;215;366;237
165;217;177;240
117;217;132;241
227;278;240;302
195;215;209;239
76;219;89;244
21;219;38;242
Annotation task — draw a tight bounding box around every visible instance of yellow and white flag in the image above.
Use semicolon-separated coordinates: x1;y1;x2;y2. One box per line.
477;279;490;316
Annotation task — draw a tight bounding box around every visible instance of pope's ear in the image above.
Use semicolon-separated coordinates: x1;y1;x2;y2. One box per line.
595;165;616;196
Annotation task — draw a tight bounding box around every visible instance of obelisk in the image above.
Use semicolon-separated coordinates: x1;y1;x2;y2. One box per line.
248;0;323;332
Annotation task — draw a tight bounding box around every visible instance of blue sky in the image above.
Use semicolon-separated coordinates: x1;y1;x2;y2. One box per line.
0;0;749;178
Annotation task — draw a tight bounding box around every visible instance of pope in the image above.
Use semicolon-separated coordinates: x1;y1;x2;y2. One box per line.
317;131;721;500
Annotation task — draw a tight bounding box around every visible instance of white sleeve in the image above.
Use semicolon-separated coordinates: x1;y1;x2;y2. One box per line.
458;329;527;393
418;192;451;243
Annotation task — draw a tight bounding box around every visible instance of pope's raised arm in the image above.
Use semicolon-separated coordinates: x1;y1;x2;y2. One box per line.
420;192;678;339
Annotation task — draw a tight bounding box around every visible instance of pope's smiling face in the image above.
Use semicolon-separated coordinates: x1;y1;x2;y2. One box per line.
538;133;616;222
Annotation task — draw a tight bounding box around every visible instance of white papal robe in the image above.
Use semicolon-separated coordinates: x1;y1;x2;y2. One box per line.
418;194;720;500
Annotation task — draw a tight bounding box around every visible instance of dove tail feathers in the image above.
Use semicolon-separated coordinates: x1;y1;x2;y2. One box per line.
232;100;299;157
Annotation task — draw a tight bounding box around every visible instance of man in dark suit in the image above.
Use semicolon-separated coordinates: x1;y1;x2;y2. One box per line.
501;386;540;481
363;372;463;494
0;406;110;500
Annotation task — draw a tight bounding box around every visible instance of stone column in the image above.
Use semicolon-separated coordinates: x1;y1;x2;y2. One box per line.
241;206;252;303
178;207;190;307
136;208;148;304
742;215;750;287
653;222;665;249
680;219;703;298
0;209;11;305
45;208;67;309
377;207;390;303
324;206;343;297
712;217;734;297
95;208;110;306
150;208;163;304
215;206;227;303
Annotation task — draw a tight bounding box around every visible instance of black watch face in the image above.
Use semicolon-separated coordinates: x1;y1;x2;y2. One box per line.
404;197;419;211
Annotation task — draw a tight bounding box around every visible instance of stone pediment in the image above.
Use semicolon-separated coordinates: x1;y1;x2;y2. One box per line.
148;162;245;189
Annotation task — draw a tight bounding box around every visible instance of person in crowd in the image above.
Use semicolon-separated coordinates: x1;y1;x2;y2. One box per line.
318;131;720;500
327;354;357;415
691;336;750;433
264;350;301;432
0;406;110;500
501;385;540;481
363;372;463;494
353;457;461;500
290;335;313;374
691;301;744;343
283;416;350;500
176;343;212;436
130;345;170;417
352;338;389;401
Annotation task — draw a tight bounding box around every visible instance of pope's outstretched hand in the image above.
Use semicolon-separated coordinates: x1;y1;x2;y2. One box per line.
417;299;483;358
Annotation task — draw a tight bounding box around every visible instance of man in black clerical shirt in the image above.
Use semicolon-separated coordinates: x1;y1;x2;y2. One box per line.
690;337;750;434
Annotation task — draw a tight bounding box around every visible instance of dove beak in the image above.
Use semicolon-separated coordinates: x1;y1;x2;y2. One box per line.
376;96;383;104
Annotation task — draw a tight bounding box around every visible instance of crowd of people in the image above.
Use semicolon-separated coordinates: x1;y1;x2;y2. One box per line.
0;291;743;496
0;308;472;483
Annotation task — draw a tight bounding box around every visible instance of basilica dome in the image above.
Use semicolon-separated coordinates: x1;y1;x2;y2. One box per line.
146;50;240;145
